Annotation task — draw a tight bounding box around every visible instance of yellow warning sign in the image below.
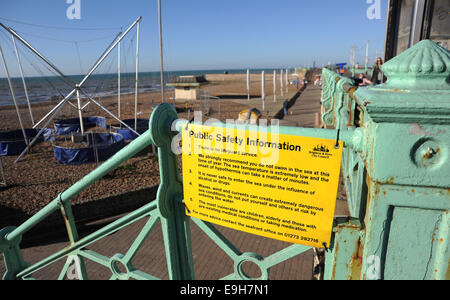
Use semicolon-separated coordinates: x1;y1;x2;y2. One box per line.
182;124;343;248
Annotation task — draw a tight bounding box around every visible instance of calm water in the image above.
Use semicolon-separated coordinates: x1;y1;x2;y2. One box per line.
0;69;282;106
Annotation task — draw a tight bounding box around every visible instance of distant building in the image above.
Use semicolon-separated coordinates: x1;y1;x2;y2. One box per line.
167;75;209;100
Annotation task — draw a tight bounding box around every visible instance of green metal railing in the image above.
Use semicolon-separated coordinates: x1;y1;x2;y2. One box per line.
2;39;448;281
321;68;365;220
320;40;450;280
0;100;362;280
0;128;157;280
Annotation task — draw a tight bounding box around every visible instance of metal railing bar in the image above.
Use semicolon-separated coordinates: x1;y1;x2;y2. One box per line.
16;246;72;278
106;268;161;280
191;218;241;261
77;249;110;268
6;129;155;242
70;202;158;252
128;270;160;280
56;254;88;280
220;273;237;280
122;213;160;263
262;244;312;269
79;249;160;281
60;200;79;245
57;257;73;280
15;202;157;278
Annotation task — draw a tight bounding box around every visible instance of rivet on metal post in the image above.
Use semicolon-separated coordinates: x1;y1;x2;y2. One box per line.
427;147;436;156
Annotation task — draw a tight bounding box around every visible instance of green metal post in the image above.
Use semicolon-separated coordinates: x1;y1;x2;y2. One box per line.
324;40;450;280
0;227;29;280
150;103;195;280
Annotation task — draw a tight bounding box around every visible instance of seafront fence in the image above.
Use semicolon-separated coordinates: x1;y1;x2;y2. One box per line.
0;40;449;280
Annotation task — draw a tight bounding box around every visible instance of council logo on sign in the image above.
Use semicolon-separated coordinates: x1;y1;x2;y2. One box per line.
309;144;334;159
313;145;330;153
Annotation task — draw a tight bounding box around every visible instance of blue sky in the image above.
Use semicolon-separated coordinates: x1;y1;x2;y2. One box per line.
0;0;387;77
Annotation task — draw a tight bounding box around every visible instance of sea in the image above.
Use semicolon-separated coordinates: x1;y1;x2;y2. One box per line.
0;68;284;106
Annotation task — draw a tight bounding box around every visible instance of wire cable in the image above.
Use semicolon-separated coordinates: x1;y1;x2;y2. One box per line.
14;30;120;44
0;30;71;103
74;42;84;75
0;17;121;31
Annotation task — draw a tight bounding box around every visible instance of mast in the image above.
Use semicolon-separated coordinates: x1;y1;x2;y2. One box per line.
11;35;35;125
135;21;140;130
158;0;165;103
0;44;29;147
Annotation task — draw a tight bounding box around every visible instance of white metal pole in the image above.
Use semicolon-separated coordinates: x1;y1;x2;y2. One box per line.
80;18;141;89
14;20;141;164
0;44;28;146
80;91;140;137
261;71;265;99
75;85;84;135
0;23;75;88
14;18;142;163
261;71;265;111
365;40;369;72
285;68;288;94
32;17;142;129
11;35;34;126
135;21;140;130
352;49;356;76
349;49;353;69
15;96;69;163
280;69;284;97
273;70;277;103
158;0;165;103
350;45;357;77
33;91;75;130
118;41;121;120
247;69;250;101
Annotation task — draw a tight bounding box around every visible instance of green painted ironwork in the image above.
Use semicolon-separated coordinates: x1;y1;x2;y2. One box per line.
321;40;450;280
320;68;365;220
2;98;363;280
2;39;448;280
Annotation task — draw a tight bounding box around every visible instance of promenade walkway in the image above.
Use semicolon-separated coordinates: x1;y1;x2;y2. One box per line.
279;84;322;128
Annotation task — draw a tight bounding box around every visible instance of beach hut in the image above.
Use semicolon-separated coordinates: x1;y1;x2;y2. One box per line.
167;75;209;100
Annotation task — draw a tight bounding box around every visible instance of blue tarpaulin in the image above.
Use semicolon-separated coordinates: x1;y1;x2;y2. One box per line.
54;117;106;135
0;129;54;156
53;132;125;165
112;119;148;140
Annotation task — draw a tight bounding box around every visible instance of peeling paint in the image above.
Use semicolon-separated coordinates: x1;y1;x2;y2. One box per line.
385;177;395;184
409;123;446;136
349;238;363;280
